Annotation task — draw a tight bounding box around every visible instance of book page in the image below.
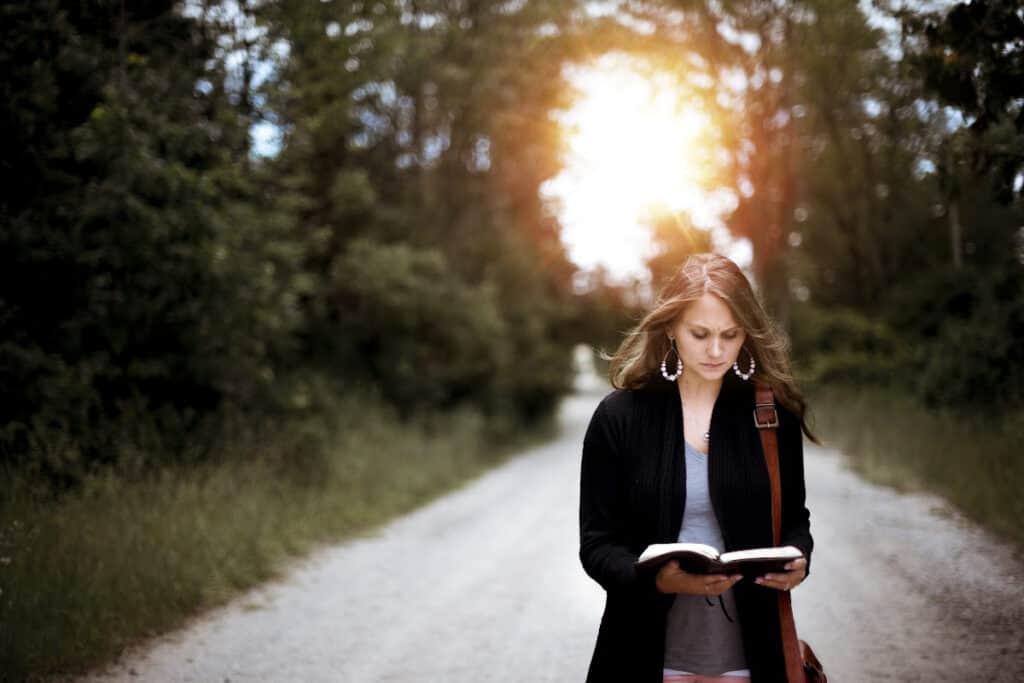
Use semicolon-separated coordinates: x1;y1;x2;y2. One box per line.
719;545;802;564
637;542;720;564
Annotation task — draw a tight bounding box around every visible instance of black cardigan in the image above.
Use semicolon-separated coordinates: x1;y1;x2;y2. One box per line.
578;374;814;683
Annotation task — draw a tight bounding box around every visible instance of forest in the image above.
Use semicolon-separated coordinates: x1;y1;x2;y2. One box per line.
1;0;1022;679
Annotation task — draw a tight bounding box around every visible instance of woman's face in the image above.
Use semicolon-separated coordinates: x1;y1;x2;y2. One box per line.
668;293;747;383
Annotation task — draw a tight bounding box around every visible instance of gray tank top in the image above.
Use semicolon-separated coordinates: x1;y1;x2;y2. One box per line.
663;440;748;675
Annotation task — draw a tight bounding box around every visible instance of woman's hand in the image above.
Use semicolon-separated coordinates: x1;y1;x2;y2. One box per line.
655;560;742;596
755;557;807;591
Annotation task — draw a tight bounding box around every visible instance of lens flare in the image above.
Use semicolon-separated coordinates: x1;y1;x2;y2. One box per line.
545;56;729;279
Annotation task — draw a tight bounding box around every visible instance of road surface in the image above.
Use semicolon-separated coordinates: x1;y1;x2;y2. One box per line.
81;375;1024;682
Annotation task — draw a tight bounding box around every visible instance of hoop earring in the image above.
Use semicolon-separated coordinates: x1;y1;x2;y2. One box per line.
661;341;683;381
733;346;756;381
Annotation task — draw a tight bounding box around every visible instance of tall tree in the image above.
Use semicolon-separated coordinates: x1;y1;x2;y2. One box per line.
0;1;302;471
900;0;1024;204
257;0;583;418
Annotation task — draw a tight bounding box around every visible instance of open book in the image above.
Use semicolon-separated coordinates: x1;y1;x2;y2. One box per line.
635;543;803;577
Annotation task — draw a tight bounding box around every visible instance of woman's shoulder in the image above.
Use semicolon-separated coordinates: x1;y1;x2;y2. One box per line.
586;386;670;453
594;383;672;417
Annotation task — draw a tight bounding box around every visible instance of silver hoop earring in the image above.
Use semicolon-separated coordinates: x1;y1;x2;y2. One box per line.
661;341;683;381
733;347;756;381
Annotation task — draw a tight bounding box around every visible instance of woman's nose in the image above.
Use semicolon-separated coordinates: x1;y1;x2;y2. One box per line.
709;337;723;357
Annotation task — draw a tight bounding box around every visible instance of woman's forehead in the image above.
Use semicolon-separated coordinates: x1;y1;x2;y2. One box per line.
679;294;740;328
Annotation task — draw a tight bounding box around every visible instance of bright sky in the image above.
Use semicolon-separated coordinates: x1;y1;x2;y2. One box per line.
543;55;750;281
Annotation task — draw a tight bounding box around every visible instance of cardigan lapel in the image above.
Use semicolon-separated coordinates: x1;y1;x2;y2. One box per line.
647;377;768;550
708;377;775;551
658;386;686;544
707;378;741;550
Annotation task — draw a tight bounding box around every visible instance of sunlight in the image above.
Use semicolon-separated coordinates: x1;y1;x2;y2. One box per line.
567;73;711;212
544;56;740;280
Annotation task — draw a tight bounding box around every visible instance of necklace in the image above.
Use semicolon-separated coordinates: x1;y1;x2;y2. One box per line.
680;398;711;441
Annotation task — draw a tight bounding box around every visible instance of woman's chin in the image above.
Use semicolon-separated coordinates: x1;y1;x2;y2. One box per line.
690;364;730;381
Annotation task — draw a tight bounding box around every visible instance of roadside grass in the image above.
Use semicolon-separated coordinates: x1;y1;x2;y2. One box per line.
0;393;557;682
809;384;1024;550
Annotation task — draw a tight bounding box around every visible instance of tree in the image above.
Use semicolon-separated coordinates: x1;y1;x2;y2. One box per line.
258;0;583;419
900;0;1024;204
0;1;302;473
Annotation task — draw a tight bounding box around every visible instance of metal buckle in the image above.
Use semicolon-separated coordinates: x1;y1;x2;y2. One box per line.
753;403;779;429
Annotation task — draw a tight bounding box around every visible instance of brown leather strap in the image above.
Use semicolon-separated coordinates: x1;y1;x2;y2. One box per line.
754;381;806;683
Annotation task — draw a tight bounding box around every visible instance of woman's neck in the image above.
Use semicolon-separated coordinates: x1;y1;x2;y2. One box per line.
677;371;723;405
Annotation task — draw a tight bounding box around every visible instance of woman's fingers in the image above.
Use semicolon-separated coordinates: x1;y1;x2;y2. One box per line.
660;568;748;596
755;566;807;590
755;575;783;588
703;574;742;596
706;573;739;586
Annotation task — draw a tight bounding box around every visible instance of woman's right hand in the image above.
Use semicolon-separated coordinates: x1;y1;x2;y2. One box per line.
654;560;742;595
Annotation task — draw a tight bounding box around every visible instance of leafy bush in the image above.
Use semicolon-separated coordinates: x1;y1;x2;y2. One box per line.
909;265;1024;409
329;238;507;414
789;304;903;385
793;263;1024;411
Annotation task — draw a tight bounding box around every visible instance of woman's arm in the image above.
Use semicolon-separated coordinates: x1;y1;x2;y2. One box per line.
578;398;659;595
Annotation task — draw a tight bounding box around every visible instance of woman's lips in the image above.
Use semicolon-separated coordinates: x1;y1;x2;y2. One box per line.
701;362;725;369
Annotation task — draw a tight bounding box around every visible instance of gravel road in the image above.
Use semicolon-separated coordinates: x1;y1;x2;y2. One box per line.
81;376;1024;682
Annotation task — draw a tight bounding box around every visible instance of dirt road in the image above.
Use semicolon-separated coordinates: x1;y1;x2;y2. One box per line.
82;379;1024;682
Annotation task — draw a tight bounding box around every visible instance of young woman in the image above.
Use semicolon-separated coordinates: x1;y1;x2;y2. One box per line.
579;253;818;683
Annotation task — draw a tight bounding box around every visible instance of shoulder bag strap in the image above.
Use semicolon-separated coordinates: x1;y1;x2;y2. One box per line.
754;380;807;683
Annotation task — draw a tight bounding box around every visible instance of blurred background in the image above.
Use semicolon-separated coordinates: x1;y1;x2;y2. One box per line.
1;0;1022;679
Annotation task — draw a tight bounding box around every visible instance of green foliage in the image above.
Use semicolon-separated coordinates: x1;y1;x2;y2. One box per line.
898;266;1024;409
483;231;578;419
328;238;506;413
2;0;1023;677
258;0;581;421
790;305;902;386
0;389;555;680
794;261;1024;412
1;0;582;483
0;2;287;475
902;0;1024;203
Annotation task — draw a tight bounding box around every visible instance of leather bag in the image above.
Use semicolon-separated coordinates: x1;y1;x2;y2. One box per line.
753;381;827;683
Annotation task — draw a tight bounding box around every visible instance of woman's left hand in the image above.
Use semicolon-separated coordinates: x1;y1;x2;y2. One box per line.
755;557;807;591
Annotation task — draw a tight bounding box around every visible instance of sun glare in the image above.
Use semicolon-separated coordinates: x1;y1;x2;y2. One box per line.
545;57;739;280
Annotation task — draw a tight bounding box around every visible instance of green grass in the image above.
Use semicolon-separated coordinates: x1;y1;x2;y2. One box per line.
0;394;556;682
809;384;1024;549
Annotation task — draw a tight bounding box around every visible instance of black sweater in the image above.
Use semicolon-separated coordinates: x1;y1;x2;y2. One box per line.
578;374;814;683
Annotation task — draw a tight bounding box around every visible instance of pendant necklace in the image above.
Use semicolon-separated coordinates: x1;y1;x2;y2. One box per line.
680;398;711;442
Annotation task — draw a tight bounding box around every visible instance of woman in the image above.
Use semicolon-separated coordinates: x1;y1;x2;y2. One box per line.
579;253;817;683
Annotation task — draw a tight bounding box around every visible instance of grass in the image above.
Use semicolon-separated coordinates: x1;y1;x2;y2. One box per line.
809;384;1024;550
0;392;556;682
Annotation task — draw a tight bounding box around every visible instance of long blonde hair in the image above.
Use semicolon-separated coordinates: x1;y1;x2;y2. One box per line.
607;253;818;442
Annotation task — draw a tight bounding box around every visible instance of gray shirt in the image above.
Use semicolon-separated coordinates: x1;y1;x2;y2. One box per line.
663;440;748;675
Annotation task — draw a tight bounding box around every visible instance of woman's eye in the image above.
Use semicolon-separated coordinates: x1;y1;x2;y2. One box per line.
691;331;739;341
